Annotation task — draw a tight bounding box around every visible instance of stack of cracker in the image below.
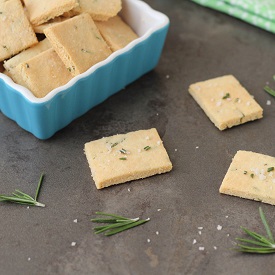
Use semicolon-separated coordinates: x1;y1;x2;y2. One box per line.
1;0;138;98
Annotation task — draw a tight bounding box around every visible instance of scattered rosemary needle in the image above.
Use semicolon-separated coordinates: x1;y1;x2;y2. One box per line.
234;207;275;254
0;174;45;207
264;85;275;97
91;212;150;236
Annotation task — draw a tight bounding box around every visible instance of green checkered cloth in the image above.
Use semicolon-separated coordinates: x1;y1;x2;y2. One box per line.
192;0;275;33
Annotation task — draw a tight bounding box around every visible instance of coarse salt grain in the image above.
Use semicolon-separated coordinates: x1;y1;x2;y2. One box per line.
213;246;217;250
217;225;222;230
73;219;78;223
267;100;271;106
128;188;131;192
194;86;200;91
147;239;151;243
166;75;170;79
71;242;76;247
28;257;31;261
193;239;197;245
27;206;30;209
198;227;203;230
156;231;159;235
175;149;178;152
157;209;161;212
225;215;229;218
198;231;202;235
199;247;205;251
196;146;199;149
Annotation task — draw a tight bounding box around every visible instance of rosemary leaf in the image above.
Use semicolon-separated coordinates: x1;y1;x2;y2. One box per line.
264;85;275;97
94;212;130;220
259;207;274;242
35;173;44;201
236;237;272;247
241;227;271;245
91;212;150;236
94;220;137;234
105;219;150;236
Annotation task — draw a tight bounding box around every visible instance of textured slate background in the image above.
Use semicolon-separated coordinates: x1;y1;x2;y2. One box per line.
1;0;275;274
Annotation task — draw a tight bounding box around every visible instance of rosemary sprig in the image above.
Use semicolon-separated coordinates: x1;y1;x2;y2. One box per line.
0;174;45;207
91;212;150;236
234;207;275;253
264;85;275;97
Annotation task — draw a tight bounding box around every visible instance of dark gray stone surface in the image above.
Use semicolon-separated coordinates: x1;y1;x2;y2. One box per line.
1;1;275;274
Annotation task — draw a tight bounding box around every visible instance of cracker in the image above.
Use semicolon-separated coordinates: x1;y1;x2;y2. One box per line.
33;17;68;34
23;0;79;26
189;75;263;130
15;48;73;98
63;0;122;21
4;38;51;83
0;0;38;62
220;150;275;205
95;16;138;52
84;128;173;189
44;13;112;76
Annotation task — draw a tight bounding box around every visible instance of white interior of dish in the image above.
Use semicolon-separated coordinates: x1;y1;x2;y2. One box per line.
0;0;169;103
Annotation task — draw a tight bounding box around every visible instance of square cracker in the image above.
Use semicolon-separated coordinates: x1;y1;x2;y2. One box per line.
23;0;79;26
220;150;275;205
44;13;112;76
64;0;122;21
95;16;138;52
15;48;73;98
33;17;68;34
0;0;38;62
189;75;263;130
4;38;51;83
84;128;173;189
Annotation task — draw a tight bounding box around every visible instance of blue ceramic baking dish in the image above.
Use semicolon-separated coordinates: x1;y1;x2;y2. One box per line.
0;0;169;139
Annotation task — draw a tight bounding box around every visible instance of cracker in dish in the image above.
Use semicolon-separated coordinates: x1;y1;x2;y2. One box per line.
220;150;275;205
189;75;263;130
33;17;68;34
23;0;79;26
63;0;122;21
15;48;73;98
84;128;173;189
4;38;51;83
44;13;112;76
0;0;38;62
95;16;138;52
